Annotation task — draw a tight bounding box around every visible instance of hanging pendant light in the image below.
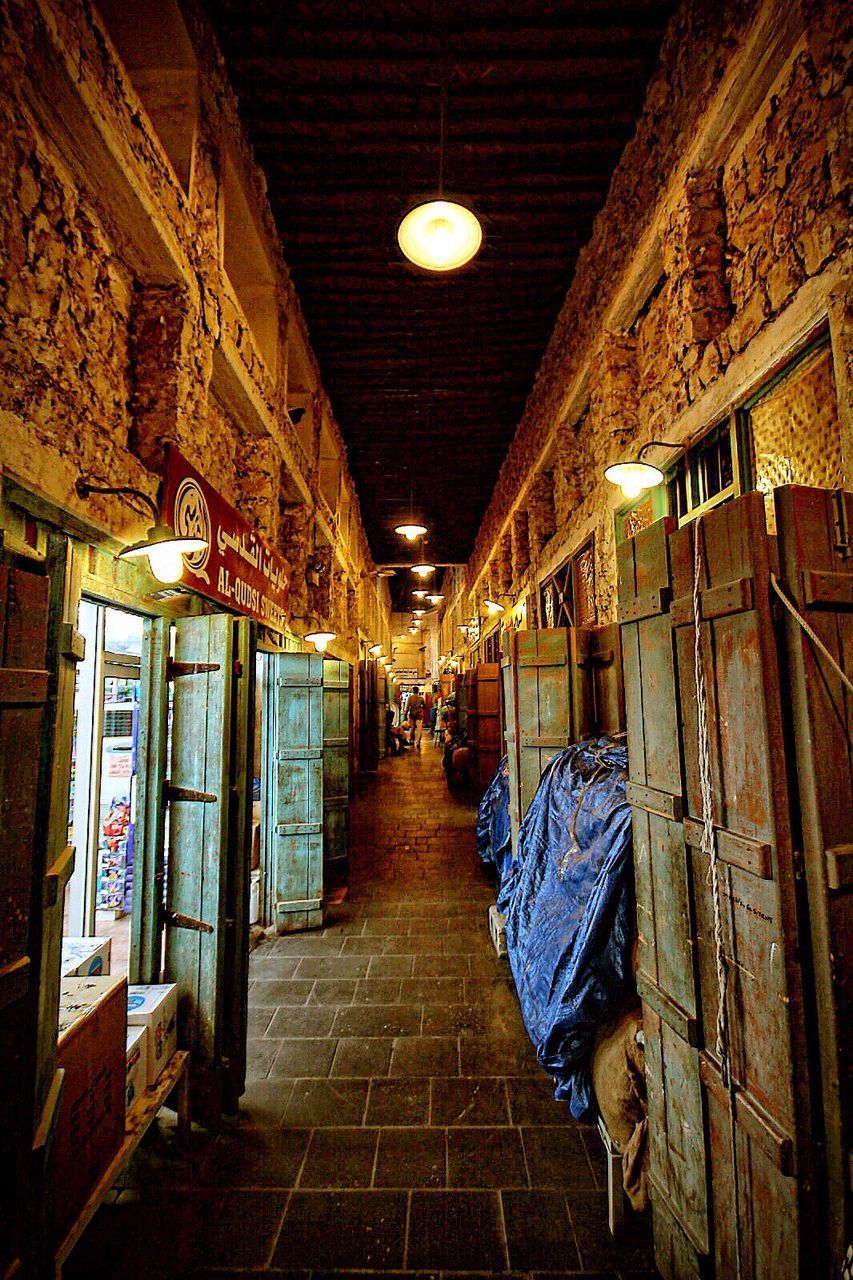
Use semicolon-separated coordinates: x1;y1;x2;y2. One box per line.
397;50;481;273
426;592;444;605
412;589;429;600
411;563;436;578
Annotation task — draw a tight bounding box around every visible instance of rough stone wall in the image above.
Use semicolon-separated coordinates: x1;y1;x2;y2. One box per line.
0;0;390;662
527;471;557;560
467;0;851;624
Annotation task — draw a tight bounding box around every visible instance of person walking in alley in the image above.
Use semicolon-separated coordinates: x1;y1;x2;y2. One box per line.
407;686;425;748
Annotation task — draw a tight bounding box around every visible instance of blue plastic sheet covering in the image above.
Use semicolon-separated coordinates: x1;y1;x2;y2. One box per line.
476;755;512;883
500;737;635;1122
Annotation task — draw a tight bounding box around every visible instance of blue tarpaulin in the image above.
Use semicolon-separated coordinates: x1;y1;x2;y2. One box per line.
476;755;512;883
499;737;635;1122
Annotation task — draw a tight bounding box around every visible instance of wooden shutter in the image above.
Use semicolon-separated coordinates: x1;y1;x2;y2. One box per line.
130;616;169;984
513;628;575;830
323;657;351;895
265;651;324;932
620;496;821;1280
775;484;852;1275
467;663;502;791
570;622;625;740
617;516;710;1270
163;613;254;1123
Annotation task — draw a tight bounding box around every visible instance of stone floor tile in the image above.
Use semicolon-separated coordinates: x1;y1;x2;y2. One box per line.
422;1003;488;1036
502;1188;581;1271
266;1006;336;1038
246;1038;279;1080
330;1036;393;1077
522;1126;597;1189
270;1038;338;1078
413;953;471;978
332;1003;421;1037
308;978;358;1005
461;1036;541;1078
400;976;466;1004
355;976;403;1003
406;1190;506;1270
367;953;415;977
200;1126;309;1187
390;1035;459;1077
506;1079;575;1126
431;1078;510;1127
281;1079;369;1127
248;955;301;980
296;955;371;980
447;1126;528;1188
374;1126;446;1188
365;1078;431;1125
272;1191;408;1269
249;979;314;1006
299;1127;378;1188
566;1189;655;1272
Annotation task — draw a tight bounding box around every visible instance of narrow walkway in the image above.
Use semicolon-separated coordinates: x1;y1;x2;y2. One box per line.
68;742;655;1279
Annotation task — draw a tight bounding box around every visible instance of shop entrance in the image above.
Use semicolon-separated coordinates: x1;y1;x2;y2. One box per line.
64;603;147;977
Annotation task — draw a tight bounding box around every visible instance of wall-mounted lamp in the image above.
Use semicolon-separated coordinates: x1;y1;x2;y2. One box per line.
368;643;384;658
604;441;681;501
75;480;207;585
305;630;337;653
483;599;504;616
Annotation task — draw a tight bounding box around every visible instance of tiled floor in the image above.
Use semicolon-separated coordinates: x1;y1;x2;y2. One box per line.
66;742;656;1279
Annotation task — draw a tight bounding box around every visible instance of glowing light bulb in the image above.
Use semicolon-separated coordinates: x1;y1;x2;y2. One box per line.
146;541;186;584
604;460;664;501
397;200;482;272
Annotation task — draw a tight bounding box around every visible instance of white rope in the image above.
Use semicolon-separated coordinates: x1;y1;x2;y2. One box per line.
770;572;853;696
692;518;743;1280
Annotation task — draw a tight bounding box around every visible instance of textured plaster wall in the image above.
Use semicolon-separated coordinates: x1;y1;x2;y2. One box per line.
465;0;851;627
0;0;389;662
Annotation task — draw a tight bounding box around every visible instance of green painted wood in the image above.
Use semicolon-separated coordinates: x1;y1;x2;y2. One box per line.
500;654;520;850
323;657;351;895
775;485;852;1273
268;651;324;932
223;617;254;1113
130;617;170;985
515;628;574;825
0;546;52;1278
617;516;710;1272
164;613;234;1126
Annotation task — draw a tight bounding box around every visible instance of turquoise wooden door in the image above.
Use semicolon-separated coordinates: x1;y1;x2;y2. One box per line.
161;613;254;1122
323;658;351;894
265;651;324;932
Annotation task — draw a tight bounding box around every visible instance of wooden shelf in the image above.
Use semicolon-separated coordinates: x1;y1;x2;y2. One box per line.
54;1050;190;1278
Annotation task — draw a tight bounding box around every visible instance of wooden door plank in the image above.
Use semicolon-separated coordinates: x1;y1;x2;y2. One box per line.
130;617;170;984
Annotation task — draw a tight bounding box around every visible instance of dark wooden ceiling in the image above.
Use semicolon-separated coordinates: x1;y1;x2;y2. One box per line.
205;0;677;566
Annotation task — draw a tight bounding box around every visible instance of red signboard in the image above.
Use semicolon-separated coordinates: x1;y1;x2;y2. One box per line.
160;445;290;633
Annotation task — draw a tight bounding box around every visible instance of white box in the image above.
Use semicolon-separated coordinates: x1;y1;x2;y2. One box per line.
61;936;112;978
126;984;178;1085
125;1025;148;1111
250;867;261;924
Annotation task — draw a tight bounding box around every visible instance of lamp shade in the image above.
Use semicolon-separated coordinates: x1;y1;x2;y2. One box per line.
117;523;207;585
412;589;429;600
395;522;428;541
368;643;383;657
305;630;336;653
411;563;436;578
604;460;665;500
397;200;482;272
426;593;444;604
483;599;503;615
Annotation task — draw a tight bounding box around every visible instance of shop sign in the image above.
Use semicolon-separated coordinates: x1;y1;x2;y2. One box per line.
160;445;290;633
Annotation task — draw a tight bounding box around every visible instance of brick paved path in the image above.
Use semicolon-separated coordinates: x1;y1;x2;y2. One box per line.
68;742;655;1279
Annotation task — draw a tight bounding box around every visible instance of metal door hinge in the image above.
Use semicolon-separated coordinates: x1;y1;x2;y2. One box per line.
164;909;214;934
233;659;243;677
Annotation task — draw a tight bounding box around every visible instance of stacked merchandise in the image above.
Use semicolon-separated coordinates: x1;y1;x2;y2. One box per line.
96;796;131;913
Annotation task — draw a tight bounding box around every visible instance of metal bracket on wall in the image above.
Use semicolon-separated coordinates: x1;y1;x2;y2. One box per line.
166;658;220;680
163;782;218;804
164;909;214;934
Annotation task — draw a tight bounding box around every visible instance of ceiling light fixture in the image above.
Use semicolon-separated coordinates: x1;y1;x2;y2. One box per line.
396;46;481;272
604;441;681;500
75;480;207;585
426;592;444;605
412;589;429;600
376;568;396;578
411;563;436;578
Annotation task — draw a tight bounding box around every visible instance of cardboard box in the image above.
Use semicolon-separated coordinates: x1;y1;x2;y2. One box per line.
54;977;127;1243
126;984;178;1085
125;1025;148;1111
61;936;112;978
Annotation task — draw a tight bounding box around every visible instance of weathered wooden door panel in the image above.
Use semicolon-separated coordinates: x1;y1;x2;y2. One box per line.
669;497;813;1256
130;616;169;984
775;484;852;1272
224;617;254;1113
0;550;52;1278
617;516;711;1271
164;613;253;1123
267;651;324;931
468;662;502;791
570;622;625;739
323;657;351;894
515;628;574;819
501;652;520;848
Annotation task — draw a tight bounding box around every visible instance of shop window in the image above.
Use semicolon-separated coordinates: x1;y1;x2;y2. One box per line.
539;536;596;628
96;0;199;195
222;152;278;375
65;602;146;976
615;486;668;544
740;333;843;532
666;419;744;525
